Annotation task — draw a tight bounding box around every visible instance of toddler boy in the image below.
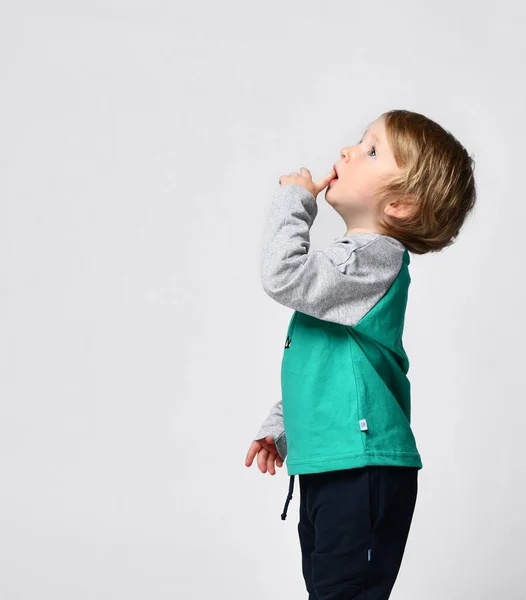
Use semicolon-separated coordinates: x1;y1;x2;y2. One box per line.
245;109;476;599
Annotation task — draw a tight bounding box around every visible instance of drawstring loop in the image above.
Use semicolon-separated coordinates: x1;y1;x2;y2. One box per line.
281;474;295;520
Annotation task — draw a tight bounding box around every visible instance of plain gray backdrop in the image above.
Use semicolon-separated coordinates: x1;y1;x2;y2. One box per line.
1;1;525;598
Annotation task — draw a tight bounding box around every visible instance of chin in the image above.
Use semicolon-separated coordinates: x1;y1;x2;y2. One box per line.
324;187;336;206
326;198;342;214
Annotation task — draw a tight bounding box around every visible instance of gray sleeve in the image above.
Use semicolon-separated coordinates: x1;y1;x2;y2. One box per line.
260;183;406;327
254;399;287;461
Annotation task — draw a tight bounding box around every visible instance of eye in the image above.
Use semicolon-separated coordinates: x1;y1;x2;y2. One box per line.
358;139;376;158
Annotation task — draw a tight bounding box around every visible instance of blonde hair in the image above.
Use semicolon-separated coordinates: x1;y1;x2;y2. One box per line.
373;109;477;255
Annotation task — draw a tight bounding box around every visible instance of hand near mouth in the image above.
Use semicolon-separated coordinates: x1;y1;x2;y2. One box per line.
279;167;337;198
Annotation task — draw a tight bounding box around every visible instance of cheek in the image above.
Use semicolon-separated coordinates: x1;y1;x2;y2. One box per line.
338;174;376;199
347;167;379;194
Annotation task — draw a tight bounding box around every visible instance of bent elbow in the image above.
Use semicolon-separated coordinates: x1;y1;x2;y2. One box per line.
261;278;281;301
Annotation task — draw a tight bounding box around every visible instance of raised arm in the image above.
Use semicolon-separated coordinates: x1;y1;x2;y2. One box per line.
260;183;406;327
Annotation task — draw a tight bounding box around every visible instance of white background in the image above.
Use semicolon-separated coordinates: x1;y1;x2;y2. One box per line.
1;1;525;598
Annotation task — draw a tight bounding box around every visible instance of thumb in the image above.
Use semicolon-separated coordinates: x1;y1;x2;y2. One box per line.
314;169;336;196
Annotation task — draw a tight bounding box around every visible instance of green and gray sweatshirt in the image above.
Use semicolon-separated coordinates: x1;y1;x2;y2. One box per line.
254;183;423;520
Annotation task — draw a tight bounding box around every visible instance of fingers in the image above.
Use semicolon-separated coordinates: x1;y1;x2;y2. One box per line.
314;169;337;195
257;447;269;473
279;167;336;197
246;439;282;474
266;436;283;468
267;452;276;475
245;441;260;466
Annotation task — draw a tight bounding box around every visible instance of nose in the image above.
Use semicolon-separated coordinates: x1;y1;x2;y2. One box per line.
340;147;354;161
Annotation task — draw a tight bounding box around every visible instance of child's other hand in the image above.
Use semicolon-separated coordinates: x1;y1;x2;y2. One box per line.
279;167;336;198
245;436;284;475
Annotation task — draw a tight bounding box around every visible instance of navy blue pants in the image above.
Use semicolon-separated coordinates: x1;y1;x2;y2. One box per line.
297;466;418;599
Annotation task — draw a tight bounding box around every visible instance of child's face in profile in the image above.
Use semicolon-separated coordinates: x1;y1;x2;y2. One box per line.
326;116;401;218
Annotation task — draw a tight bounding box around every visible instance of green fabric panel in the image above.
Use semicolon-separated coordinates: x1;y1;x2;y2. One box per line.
281;250;423;476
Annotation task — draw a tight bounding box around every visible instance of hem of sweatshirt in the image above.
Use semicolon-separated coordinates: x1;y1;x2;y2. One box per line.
285;451;423;476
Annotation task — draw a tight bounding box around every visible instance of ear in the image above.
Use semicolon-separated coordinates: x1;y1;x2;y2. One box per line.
383;194;416;219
